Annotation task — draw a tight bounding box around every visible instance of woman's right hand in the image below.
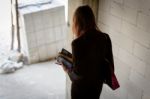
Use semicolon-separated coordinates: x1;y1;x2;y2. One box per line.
56;62;69;73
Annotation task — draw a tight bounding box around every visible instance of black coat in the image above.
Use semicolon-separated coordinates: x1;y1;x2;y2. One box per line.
68;29;114;99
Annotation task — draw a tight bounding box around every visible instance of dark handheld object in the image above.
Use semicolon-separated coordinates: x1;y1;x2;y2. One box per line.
56;48;73;70
61;48;72;58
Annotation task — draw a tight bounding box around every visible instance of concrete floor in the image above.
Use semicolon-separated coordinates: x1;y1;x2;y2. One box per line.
0;60;66;99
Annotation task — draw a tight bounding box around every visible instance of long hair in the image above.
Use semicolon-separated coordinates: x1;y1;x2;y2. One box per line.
73;5;99;37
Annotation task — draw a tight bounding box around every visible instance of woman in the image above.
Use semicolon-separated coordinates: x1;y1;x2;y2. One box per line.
62;5;114;99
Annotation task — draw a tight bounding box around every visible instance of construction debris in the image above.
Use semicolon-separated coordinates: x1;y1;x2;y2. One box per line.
0;51;24;74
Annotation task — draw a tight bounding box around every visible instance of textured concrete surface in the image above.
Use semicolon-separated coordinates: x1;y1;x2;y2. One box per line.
0;60;66;99
98;0;150;99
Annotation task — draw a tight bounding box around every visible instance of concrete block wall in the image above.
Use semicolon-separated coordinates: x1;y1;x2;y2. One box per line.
98;0;150;99
20;6;67;64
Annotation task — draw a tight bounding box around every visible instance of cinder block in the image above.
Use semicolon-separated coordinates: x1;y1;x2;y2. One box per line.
29;47;39;57
126;81;142;99
98;10;111;26
28;40;37;49
124;0;142;10
114;59;131;92
38;45;48;61
101;88;120;99
121;21;150;47
142;93;150;99
109;29;134;53
98;11;121;33
119;87;128;99
54;27;62;41
99;11;122;32
32;11;44;31
29;54;39;64
97;22;110;34
110;1;124;18
100;95;105;99
36;30;46;46
62;39;68;49
133;43;150;64
123;5;138;25
27;32;36;42
56;41;65;53
99;0;111;12
24;14;34;33
140;0;150;16
50;28;56;42
61;25;67;39
103;58;129;99
129;69;150;94
113;0;124;4
137;12;150;32
145;64;150;81
45;29;55;44
28;48;40;64
47;43;57;58
118;48;146;76
111;43;119;57
42;10;53;28
109;15;122;32
59;10;65;25
26;33;37;49
53;12;60;26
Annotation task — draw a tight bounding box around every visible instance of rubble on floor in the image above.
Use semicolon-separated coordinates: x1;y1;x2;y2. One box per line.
0;51;24;74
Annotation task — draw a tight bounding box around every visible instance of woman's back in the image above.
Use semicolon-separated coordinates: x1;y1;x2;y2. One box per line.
61;5;114;99
71;29;108;84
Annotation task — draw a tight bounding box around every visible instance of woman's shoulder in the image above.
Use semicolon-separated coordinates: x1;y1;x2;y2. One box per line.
71;36;82;46
96;30;108;36
94;30;110;40
72;30;110;46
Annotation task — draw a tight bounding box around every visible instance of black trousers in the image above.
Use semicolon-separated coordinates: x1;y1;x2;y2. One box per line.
71;82;103;99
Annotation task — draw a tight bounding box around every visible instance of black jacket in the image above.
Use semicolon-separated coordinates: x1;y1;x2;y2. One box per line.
68;29;114;85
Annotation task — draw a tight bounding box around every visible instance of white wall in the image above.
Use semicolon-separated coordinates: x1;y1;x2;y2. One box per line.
0;0;11;54
0;0;11;32
98;0;150;99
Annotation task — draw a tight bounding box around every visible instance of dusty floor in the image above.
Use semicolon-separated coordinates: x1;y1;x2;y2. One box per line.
0;60;66;99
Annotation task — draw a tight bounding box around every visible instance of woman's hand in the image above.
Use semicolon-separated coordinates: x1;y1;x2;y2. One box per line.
56;62;69;73
61;64;69;73
62;65;69;73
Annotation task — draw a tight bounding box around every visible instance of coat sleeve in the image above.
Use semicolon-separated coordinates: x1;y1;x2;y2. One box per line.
67;40;82;82
105;34;114;72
